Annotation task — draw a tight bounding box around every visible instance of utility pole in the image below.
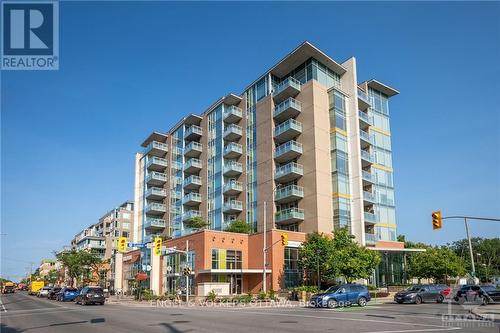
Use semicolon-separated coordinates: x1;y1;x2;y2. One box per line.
263;201;267;293
463;217;475;277
185;240;189;304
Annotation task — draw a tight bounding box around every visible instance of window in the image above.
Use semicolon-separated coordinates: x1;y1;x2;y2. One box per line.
211;249;242;270
122;222;130;229
284;247;302;288
122;231;129;238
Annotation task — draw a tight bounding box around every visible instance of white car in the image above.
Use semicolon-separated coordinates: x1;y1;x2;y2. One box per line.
37;287;51;298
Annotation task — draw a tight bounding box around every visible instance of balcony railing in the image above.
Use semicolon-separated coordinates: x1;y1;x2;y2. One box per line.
223;180;243;195
144;218;166;229
223;161;243;176
274;118;302;143
362;170;375;183
364;212;377;223
360;130;374;145
273;77;301;103
223;200;243;213
365;233;377;244
183;175;202;189
357;88;371;106
275;184;304;203
223;142;243;158
223;124;243;141
184;125;203;140
363;191;376;203
145;202;166;215
273;98;302;122
182;210;202;221
223;105;243;123
146;172;167;186
274;140;303;163
144;141;168;157
275;208;305;224
146;156;168;171
361;150;375;164
358;110;373;126
274;162;304;182
182;192;202;206
184;141;203;157
145;187;167;199
183;158;202;173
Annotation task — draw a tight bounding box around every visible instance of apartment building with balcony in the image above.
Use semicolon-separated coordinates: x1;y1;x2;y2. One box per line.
132;41;407;292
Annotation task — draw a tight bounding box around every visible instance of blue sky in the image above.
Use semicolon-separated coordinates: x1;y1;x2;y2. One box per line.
1;1;499;281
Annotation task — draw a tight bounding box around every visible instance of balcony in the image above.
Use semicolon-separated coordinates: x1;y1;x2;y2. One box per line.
146;171;167;186
362;170;375;184
182;192;202;206
182;210;202;221
223;142;243;159
273;77;301;103
274;140;303;163
274;119;302;143
184;141;202;158
275;208;304;224
273;98;302;123
365;233;377;245
223;105;243;123
144;202;166;215
223;161;243;177
184;125;203;141
275;184;304;204
357;88;371;109
360;130;374;148
361;150;375;166
358;110;373;128
363;191;377;204
144;218;166;229
223;180;243;196
183;158;202;174
146;156;168;172
364;212;377;224
223;124;242;141
145;187;167;200
274;162;303;183
183;175;202;190
223;200;243;214
144;141;168;157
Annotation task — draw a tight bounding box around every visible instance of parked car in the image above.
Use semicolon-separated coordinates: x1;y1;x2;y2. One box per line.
310;284;371;308
75;287;105;305
37;287;51;298
47;287;61;300
394;284;444;304
56;288;79;302
454;285;500;305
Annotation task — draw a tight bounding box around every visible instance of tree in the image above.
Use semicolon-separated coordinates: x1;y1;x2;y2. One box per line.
449;237;500;282
299;232;334;285
56;250;84;286
224;220;251;234
329;228;381;283
44;269;59;284
184;216;209;230
407;246;465;282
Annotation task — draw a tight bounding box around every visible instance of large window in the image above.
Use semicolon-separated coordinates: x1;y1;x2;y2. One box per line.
284;247;302;288
211;249;242;270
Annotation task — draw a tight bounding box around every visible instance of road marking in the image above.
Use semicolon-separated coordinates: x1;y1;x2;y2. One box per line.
364;329;461;333
218;309;460;329
0;299;7;312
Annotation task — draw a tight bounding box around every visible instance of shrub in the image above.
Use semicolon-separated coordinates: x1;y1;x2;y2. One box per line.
239;293;253;303
206;290;217;302
267;289;277;301
257;291;267;300
370;291;390;298
367;284;377;291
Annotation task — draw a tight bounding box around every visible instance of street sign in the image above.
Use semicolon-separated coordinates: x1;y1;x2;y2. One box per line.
146;265;152;272
166;265;172;273
127;242;145;248
164;247;177;254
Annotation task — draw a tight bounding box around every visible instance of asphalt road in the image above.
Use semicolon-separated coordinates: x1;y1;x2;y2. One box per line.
1;292;498;333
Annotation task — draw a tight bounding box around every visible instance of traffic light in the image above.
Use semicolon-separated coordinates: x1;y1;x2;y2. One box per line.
432;210;442;230
183;266;192;276
118;237;127;252
280;233;288;246
153;237;162;256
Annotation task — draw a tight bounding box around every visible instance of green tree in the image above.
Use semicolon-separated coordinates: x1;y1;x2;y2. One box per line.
408;246;465;282
44;269;59;284
184;216;209;230
299;232;334;285
449;237;500;282
56;250;83;286
224;220;251;234
330;228;381;283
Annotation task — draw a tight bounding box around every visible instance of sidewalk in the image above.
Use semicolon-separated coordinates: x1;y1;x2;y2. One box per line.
471;303;500;320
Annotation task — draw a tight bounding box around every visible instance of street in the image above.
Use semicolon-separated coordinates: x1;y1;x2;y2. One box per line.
1;292;498;333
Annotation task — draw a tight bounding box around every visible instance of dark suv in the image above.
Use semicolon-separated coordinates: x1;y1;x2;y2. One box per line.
394;285;444;304
454;285;500;305
310;284;371;308
75;287;105;305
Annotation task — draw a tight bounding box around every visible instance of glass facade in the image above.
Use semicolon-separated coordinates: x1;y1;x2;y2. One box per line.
329;89;351;232
275;58;341;90
170;128;184;237
207;106;224;230
283;247;302;289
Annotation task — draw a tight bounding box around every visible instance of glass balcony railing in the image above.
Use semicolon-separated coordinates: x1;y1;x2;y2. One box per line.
184;125;203;140
223;105;243;123
358;110;373;125
184;158;202;172
183;175;202;188
363;191;376;203
146;171;167;185
275;184;304;202
223;161;243;175
182;210;202;221
357;88;371;105
360;130;374;144
182;192;202;205
274;119;302;141
362;170;375;182
223;200;243;212
361;150;375;163
223;124;243;140
273;97;302;121
144;218;166;229
365;233;377;244
146;156;168;170
273;77;301;102
364;212;377;223
145;202;166;214
274;162;304;182
223;180;243;193
274;140;303;162
184;141;203;156
275;208;305;223
223;142;243;157
144;141;168;157
145;187;167;199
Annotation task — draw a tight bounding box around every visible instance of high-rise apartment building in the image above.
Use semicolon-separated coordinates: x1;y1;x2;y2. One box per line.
134;41;399;247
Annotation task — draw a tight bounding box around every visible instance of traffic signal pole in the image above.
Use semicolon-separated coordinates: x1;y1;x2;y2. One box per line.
436;214;500;281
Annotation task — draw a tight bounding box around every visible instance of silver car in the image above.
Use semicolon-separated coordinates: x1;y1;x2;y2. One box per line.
37;287;51;298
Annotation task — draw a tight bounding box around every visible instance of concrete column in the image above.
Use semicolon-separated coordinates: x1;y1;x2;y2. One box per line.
114;252;123;291
150;247;161;295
